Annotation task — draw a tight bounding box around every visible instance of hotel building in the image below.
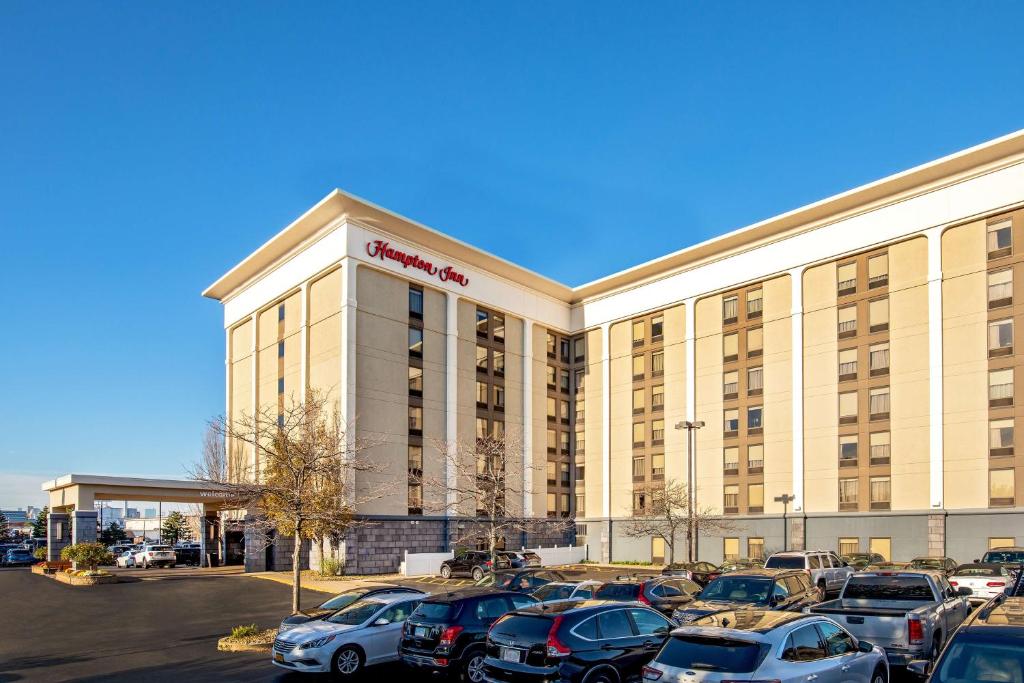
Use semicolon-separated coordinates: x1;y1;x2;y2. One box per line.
204;130;1024;574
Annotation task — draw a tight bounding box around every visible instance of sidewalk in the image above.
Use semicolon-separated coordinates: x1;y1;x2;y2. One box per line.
246;569;406;594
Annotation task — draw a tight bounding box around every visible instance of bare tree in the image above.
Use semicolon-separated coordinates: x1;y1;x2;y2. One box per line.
422;430;573;572
623;479;739;564
191;389;385;613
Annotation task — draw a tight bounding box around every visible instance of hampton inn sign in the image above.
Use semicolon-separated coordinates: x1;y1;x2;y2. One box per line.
365;239;470;287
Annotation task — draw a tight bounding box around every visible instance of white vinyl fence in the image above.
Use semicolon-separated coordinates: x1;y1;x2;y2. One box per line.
400;545;589;577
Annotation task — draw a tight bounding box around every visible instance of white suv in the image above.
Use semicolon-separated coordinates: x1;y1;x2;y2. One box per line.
764;550;853;597
133;544;176;569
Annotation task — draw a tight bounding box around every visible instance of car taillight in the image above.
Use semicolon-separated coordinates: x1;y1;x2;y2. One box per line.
949;581;958;586
642;666;663;680
484;560;492;568
546;616;570;657
988;582;1007;587
908;616;924;644
637;582;651;605
439;625;463;646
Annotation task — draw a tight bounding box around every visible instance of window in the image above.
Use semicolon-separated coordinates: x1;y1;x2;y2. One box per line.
723;371;739;399
546;365;556;388
839;348;857;380
990;418;1014;456
723;537;739;561
493;420;504;439
576;399;585;422
869;297;889;333
561;338;570;362
547;493;557;517
575;431;585;453
868;253;888;289
839;478;858;509
493;350;504;375
838;305;857;338
652;351;664;376
476;417;489;440
277;302;286;321
560;494;569;517
723;486;739;512
574;338;585;362
408;406;423;434
633;490;646;513
746;289;763;318
408;366;423;396
651;453;664;478
408;444;423;480
747;366;763;395
837;262;857;295
409;287;424;318
408;327;423;357
632;354;645;379
652;419;665;444
818;621;858;657
724;447;739;473
989;269;1013;308
869;476;891;510
988;218;1013;259
476;345;489;371
546;397;556;420
990;368;1014;406
723;296;738;323
869;387;890;420
476;381;488;406
748;483;764;512
560;369;570;393
633;422;645;447
839;537;859;556
493;385;505;410
651;315;664;339
724;409;739;435
989;318;1014;357
278;340;285;358
870;538;891;561
747;444;764;471
651;384;664;409
991;537;1016;549
546;429;556;452
574;369;585;393
869;342;890;376
747;327;763;357
747;406;763;432
839;391;858;424
783;625;826;662
560;400;570;423
546;333;556;356
559;431;569;454
277;377;284;394
839;435;858;466
575;494;585;515
632;320;645;345
723;332;739;362
546;461;557;485
870;431;891;464
408;481;423;515
991;469;1015;507
476;309;488;337
748;538;765;560
493;315;504;343
575;457;585;478
633;456;645;479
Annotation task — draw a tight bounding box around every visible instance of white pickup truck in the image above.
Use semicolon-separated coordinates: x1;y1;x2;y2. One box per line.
806;569;972;669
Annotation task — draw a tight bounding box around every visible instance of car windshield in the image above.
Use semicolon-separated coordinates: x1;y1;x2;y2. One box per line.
910;558;945;569
148;546;171;551
954;566;1000;577
533;583;573;600
320;591;364;610
326;599;383;625
933;637;1024;683
984;551;1024;564
698;577;771;604
657;635;767;673
764;556;804;570
594;583;640;600
843;576;934;600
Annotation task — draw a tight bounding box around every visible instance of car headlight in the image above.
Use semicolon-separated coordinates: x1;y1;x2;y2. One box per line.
300;635;336;649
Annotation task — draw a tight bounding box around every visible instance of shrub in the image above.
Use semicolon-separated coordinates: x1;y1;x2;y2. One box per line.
60;543;114;571
33;547;46;560
319;557;342;577
231;624;260;639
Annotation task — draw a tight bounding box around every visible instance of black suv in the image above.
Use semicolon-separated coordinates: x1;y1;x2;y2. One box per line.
400;588;538;682
475;568;568;592
672;568;819;624
661;561;717;586
484;600;674;683
440;551;512;581
593;575;702;617
908;594;1024;680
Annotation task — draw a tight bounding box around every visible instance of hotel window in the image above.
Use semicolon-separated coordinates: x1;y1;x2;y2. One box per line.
651;453;665;478
991;418;1014;456
633;388;645;414
990;368;1014;407
869;297;889;333
989;218;1013;260
476;309;488;337
724;537;740;561
547;429;556;452
559;462;569;486
633;491;647;513
748;484;764;513
547;397;557;421
278;340;285;358
869;476;891;510
575;494;584;515
746;289;763;318
493;350;505;375
546;333;556;357
560;338;571;362
408;483;423;516
409;287;424;318
632;354;645;379
547;493;557;517
837;262;857;295
839;348;858;381
575;369;585;393
652;419;665;445
574;338;585;362
408;406;423;435
633;456;645;479
476;417;489;441
991;469;1015;507
560;400;570;423
748;538;765;560
560;369;571;393
652;351;664;376
473;382;487;408
723;332;739;362
838;305;857;338
839;391;858;424
989;318;1014;357
989;269;1013;309
408;445;423;508
870;431;891;465
547;366;556;388
408;366;423;396
560;494;569;517
632;320;645;346
868;253;888;289
747;406;763;433
493;385;505;410
633;422;645;448
493;420;504;439
748;443;764;471
991;537;1016;549
724;409;739;436
408;327;423;357
839;435;858;467
723;296;739;324
839;538;860;556
747;366;763;396
278;302;286;321
870;538;891;561
723;371;739;400
476;345;488;371
575;430;585;453
747;327;763;357
576;399;585;422
547;462;557;486
724;485;739;512
652;384;664;410
839;478;859;510
869;342;890;376
493;314;504;343
651;315;664;339
869;387;890;420
724;447;739;473
278;377;284;394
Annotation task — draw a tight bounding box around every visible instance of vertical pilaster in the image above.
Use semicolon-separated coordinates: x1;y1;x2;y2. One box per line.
249;311;259;478
927;226;944;510
299;280;309;399
522;319;534;517
790;266;805;513
445;292;459;512
47;512;70;562
71;510;98;545
684;298;696;514
600;322;611;520
340;262;359;517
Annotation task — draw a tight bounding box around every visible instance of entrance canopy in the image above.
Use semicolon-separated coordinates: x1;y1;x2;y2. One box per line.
42;474;232;513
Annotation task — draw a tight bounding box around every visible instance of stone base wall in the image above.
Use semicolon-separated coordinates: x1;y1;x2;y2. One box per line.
343;519;449;575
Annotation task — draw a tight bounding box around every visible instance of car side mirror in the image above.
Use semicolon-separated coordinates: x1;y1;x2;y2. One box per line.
974;558;980;563
857;640;875;654
957;586;973;596
843;561;850;567
372;618;389;626
907;659;931;677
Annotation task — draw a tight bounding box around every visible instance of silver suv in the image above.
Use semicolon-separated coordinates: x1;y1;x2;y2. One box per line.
764;550;853;597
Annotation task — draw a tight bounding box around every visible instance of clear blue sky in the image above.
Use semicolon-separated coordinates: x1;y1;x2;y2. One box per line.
2;2;1023;507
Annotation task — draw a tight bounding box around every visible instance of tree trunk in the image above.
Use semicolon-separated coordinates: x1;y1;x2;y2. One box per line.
292;518;302;614
489;517;497;572
666;538;674;565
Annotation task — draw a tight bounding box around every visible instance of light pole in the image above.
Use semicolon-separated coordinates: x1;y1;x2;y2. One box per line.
774;493;795;551
675;420;704;561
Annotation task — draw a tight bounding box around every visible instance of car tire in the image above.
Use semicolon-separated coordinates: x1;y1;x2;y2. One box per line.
583;667;618;683
169;563;176;569
871;664;887;683
142;559;148;569
440;565;452;579
472;567;484;581
930;634;942;661
462;648;485;683
331;645;363;677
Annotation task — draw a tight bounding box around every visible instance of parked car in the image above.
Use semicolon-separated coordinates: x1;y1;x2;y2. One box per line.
474;568;568;592
948;563;1012;605
133;544;176;568
497;550;541;569
705;558;764;583
807;569;972;668
484;600;675;683
272;592;424;676
661;561;717;586
530;580;603;605
594;575;702;618
673;568;820;624
910;556;959;575
174;546;201;566
764;550;854;597
2;548;35;566
908;593;1024;681
399;587;539;682
280;585;427;631
980;547;1024;579
440;551;512;580
843;552;887;570
643;611;889;683
114;550;136;568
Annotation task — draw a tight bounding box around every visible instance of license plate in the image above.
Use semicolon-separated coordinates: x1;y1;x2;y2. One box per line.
274;653;284;663
415;626;430;638
500;647;520;663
